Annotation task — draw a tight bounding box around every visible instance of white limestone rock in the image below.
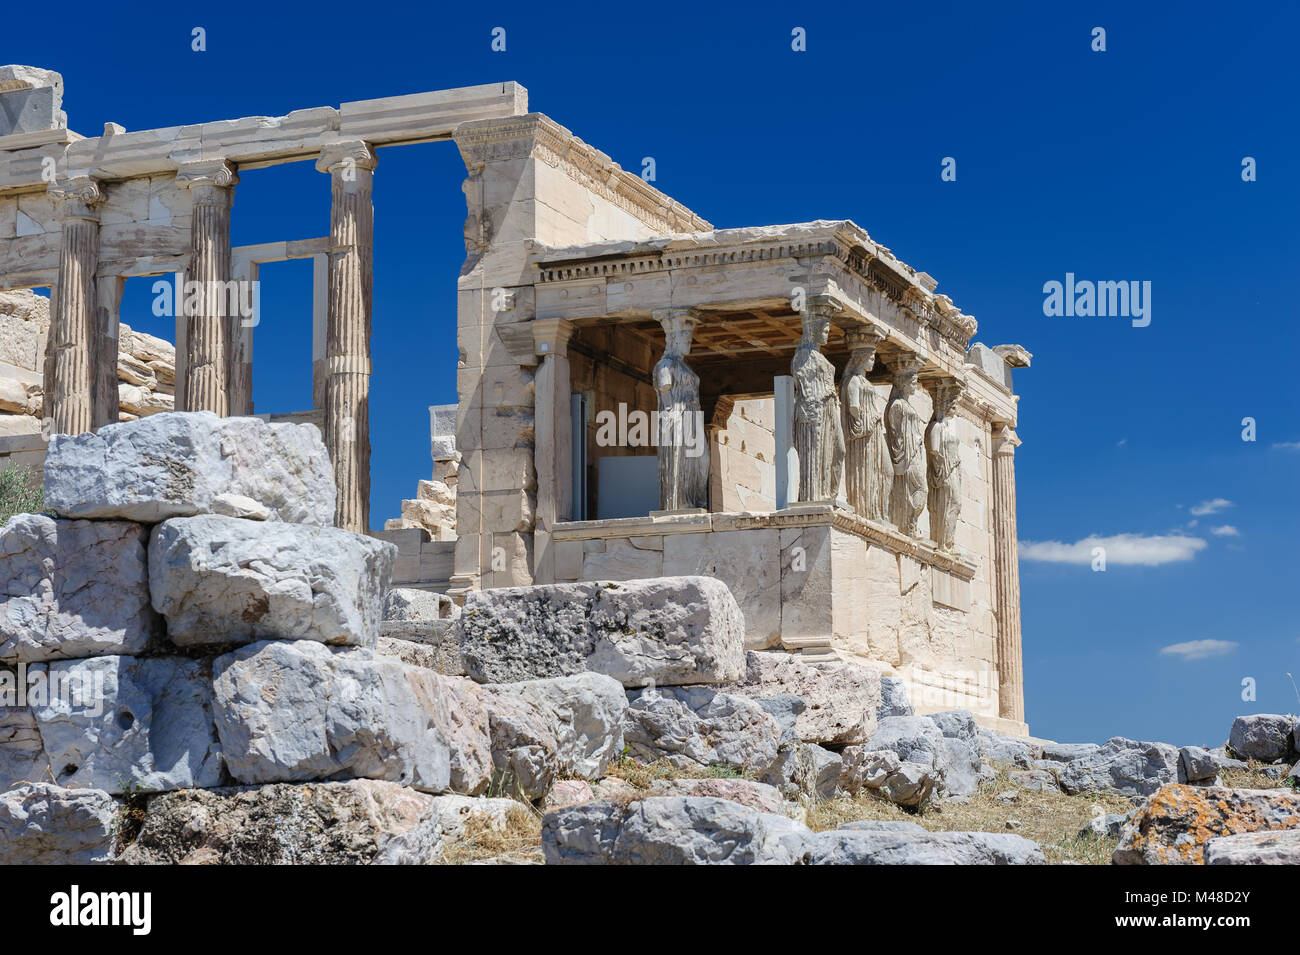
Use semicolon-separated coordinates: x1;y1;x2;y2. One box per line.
117;780;447;865
458;576;746;687
211;493;270;521
878;675;914;718
1057;737;1180;797
432;674;494;796
44;411;335;525
977;726;1040;767
26;655;223;794
487;672;626;780
0;783;118;864
542;796;811;865
623;686;781;775
806;829;1046;865
382;587;459;642
1228;714;1295;763
149;515;395;647
0;514;158;664
0;705;47;790
480;672;627;799
1204;829;1300;865
718;651;880;745
211;640;451;793
646;777;785;815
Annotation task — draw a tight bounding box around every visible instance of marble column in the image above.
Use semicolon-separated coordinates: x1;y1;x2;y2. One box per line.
175;160;238;415
653;307;709;511
46;177;103;436
532;317;575;584
791;296;844;503
316;142;377;532
992;422;1025;724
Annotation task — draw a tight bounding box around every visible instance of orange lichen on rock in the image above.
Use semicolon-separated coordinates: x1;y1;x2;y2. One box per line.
1113;784;1300;865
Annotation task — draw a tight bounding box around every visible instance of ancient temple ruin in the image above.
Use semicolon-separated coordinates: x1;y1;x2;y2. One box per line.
0;68;1031;735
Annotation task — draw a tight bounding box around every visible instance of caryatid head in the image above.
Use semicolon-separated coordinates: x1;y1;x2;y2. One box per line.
930;378;966;419
655;308;700;358
890;356;924;397
844;326;886;377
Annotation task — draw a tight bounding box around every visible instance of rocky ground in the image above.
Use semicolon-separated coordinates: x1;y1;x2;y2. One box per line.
2;410;1298;865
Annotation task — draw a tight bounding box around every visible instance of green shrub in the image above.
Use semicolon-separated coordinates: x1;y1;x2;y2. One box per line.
0;462;44;525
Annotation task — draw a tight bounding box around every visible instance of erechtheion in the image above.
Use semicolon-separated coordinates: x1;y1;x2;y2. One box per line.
0;70;1032;734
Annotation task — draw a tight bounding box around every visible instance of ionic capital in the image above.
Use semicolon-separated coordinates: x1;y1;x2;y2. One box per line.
992;423;1021;455
47;176;103;219
174;159;240;192
316;140;378;176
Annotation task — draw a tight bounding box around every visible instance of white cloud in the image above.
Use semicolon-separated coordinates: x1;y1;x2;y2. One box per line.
1019;533;1207;566
1190;498;1233;516
1210;525;1240;537
1159;639;1238;661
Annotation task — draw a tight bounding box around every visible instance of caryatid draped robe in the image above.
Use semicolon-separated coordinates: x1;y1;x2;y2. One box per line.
792;345;844;501
926;410;962;549
654;352;709;510
842;368;891;522
885;383;927;535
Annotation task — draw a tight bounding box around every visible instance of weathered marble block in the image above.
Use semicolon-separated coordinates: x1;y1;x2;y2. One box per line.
622;686;781;775
479;672;627;799
211;640;452;793
149;515;395;647
44;411;335;525
1;514;158;664
718;651;881;745
459;576;746;687
0;783;118;865
16;655;223;794
117;781;448;865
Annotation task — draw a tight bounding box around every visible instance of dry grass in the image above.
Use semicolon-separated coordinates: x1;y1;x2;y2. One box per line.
438;804;543;865
805;765;1133;865
436;760;1298;865
603;757;747;790
1219;762;1291;790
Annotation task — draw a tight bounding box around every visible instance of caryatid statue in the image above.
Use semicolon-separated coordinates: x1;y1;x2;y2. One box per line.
791;300;845;502
654;308;710;510
926;377;965;550
841;326;891;523
884;356;927;535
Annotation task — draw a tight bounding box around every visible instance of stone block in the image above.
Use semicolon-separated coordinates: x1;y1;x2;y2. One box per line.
458;576;745;687
44;411;335;525
1;514;158;664
149;515;394;648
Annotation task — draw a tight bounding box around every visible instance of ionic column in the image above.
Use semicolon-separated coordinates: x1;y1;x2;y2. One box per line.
175;160;238;415
46;177;104;436
316;142;377;532
992;423;1025;724
532;317;575;584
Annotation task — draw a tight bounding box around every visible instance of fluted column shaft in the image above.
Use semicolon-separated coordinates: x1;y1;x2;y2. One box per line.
47;178;103;436
176;161;238;415
992;424;1024;723
317;142;377;532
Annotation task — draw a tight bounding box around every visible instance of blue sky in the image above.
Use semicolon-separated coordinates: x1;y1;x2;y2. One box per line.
10;0;1299;746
